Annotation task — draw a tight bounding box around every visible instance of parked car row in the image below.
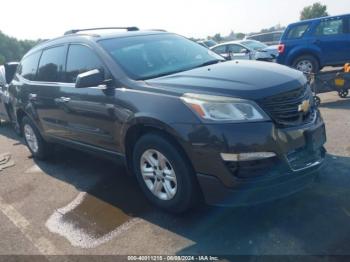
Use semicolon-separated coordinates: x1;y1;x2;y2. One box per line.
200;14;350;73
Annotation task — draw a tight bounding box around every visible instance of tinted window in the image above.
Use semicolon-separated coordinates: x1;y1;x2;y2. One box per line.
227;44;244;53
37;46;66;82
241;41;267;51
212;45;227;54
65;45;104;83
315;18;344;36
287;24;310;39
19;52;41;80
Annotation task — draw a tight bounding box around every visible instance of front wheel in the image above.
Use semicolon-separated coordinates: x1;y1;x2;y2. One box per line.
292;55;319;73
132;133;200;213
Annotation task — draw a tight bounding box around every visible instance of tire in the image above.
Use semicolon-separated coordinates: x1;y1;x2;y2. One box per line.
313;96;321;107
21;116;52;160
132;133;200;213
338;89;349;98
292;55;320;73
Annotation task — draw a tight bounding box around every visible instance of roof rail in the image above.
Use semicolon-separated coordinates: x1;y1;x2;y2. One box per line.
64;27;139;35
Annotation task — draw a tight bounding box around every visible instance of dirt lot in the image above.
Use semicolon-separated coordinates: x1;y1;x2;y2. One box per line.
0;92;350;259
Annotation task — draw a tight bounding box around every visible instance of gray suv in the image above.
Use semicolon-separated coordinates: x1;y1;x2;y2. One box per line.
5;27;326;212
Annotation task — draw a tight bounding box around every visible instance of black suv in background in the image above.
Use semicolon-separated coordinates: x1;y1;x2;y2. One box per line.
7;27;326;212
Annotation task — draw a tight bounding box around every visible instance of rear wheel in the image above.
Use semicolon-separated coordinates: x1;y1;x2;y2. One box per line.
132;133;200;213
21;116;52;160
292;55;319;73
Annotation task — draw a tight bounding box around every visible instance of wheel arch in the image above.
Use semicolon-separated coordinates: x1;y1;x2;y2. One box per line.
122;118;195;176
289;49;322;68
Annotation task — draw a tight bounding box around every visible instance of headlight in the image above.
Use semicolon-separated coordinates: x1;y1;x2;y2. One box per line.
181;93;269;122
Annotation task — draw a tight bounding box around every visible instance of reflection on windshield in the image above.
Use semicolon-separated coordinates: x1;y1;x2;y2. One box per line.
99;34;224;80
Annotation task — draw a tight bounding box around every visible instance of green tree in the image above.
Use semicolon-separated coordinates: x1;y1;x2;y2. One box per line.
235;33;246;40
212;33;223;43
0;30;38;64
300;2;329;20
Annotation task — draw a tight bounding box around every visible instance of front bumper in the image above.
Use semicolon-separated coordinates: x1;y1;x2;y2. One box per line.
172;110;326;206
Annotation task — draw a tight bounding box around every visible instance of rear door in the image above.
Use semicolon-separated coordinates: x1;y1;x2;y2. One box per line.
312;16;350;65
31;45;69;137
57;44;117;151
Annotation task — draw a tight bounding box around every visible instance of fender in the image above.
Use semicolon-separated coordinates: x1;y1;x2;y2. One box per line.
286;46;323;66
119;114;187;155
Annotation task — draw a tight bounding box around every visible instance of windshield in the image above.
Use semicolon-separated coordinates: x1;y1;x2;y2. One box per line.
240;40;268;51
99;34;223;80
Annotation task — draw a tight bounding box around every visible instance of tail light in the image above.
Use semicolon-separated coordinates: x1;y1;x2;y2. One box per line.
278;44;285;54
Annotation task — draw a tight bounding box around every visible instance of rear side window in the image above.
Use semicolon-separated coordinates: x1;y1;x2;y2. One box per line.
212;45;226;54
286;24;310;39
315;18;344;36
227;44;244;53
37;46;66;82
19;52;41;81
65;45;104;83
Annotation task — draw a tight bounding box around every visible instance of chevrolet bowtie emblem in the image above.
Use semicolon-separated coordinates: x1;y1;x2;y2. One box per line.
298;100;310;113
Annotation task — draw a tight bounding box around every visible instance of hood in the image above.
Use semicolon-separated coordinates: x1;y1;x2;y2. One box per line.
145;60;306;100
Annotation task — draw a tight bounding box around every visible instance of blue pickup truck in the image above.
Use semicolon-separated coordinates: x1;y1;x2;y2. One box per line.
277;14;350;73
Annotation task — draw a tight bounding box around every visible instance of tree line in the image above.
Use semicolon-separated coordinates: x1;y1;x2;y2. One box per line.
202;2;329;43
0;2;329;63
0;31;39;64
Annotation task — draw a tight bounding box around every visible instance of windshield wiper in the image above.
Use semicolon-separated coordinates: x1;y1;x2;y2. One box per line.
142;60;224;80
142;68;190;80
193;59;223;68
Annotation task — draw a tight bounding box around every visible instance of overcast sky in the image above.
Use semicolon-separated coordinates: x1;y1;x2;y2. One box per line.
1;0;349;40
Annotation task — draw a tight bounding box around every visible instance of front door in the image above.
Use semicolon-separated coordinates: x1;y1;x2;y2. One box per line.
57;44;117;151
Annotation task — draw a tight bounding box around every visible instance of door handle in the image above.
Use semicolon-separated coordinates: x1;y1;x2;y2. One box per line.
58;97;71;103
28;93;37;101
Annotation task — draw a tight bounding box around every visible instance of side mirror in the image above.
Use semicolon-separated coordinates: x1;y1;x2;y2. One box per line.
75;69;104;88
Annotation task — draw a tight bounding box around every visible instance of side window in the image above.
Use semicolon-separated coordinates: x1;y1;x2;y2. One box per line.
65;45;104;83
212;45;227;54
228;44;245;53
19;52;41;81
37;46;66;82
315;18;344;36
287;24;310;39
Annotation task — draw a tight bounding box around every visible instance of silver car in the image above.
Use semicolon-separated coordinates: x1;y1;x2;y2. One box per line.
210;40;278;62
0;63;18;122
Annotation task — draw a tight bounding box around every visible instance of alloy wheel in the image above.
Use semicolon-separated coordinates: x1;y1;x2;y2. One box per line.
140;149;177;201
24;124;39;153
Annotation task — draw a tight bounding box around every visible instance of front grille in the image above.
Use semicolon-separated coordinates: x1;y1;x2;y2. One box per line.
258;85;315;127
